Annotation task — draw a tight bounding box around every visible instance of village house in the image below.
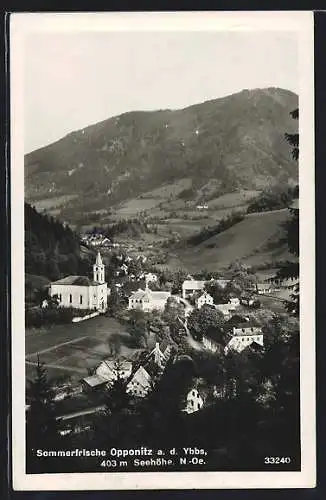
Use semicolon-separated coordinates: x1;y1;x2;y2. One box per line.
240;295;255;307
126;365;152;398
82;359;133;390
144;272;158;283
128;286;171;312
229;297;240;307
195;291;214;309
256;282;273;294
224;321;264;354
182;279;207;299
49;252;108;312
202;329;223;353
214;278;231;289
214;303;236;319
184;387;205;414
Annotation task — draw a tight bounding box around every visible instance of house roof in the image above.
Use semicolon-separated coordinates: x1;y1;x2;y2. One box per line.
130;366;152;389
83;375;107;387
129;289;170;301
101;360;132;372
182;280;206;290
197;291;212;300
50;275;100;286
233;320;261;330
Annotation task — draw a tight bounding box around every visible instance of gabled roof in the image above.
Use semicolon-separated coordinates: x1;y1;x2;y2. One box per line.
129;366;152;389
82;374;107;387
129;289;170;301
182;280;206;290
51;275;100;286
233;320;261;330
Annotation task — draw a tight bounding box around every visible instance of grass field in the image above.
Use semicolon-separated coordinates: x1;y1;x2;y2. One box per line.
170;209;292;272
32;194;78;212
25;315;138;383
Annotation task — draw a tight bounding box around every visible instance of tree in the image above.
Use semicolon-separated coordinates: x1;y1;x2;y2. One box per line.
95;362;134;447
107;333;122;356
187;305;224;341
26;357;62;472
275;108;299;316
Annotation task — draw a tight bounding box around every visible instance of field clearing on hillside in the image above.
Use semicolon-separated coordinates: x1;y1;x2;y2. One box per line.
140;179;192;199
172;209;292;272
32;194;78;211
206;190;261;209
115;198;161;215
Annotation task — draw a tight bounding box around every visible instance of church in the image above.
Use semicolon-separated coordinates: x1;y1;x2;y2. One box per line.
49;252;108;312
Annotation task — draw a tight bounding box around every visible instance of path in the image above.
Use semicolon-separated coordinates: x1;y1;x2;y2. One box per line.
25;360;86;374
56;405;105;421
177;316;203;352
26;336;89;357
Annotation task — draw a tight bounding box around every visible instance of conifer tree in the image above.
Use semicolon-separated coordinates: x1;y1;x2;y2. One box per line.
26;356;61;472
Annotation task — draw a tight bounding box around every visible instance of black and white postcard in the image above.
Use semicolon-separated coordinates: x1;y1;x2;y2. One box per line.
10;11;316;490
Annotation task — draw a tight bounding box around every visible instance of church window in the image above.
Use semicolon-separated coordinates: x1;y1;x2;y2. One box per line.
197;403;201;410
69;294;72;304
59;294;62;302
80;295;83;305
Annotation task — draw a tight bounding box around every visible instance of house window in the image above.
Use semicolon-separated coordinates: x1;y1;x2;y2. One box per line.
69;294;72;304
80;295;83;305
197;403;201;410
242;328;245;333
59;294;62;302
251;328;254;332
192;390;196;396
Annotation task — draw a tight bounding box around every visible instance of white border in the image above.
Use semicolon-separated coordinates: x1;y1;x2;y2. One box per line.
10;11;316;490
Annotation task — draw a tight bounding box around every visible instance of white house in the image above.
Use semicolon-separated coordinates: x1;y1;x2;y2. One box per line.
144;272;158;283
256;283;273;294
82;359;133;389
182;279;207;299
214;279;231;289
128;287;171;312
224;322;264;354
203;333;222;353
214;303;235;319
184;387;204;414
196;291;214;309
49;252;108;312
229;297;240;307
126;366;152;398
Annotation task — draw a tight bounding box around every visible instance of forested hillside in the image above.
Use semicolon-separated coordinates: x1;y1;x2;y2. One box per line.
25;203;91;283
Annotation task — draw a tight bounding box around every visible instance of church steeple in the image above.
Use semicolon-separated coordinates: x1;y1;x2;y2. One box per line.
93;251;105;283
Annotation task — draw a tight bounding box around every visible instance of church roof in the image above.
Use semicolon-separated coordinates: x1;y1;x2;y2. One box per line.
50;275;100;286
95;251;103;266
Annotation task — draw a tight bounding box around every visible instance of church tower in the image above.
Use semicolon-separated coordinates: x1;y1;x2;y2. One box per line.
93;251;105;284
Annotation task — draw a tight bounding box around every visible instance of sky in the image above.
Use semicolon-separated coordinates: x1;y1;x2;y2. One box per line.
24;30;298;153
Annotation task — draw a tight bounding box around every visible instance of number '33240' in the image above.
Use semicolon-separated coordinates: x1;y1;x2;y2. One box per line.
264;457;291;464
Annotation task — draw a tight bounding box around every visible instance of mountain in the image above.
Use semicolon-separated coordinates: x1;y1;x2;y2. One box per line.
25;87;298;226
